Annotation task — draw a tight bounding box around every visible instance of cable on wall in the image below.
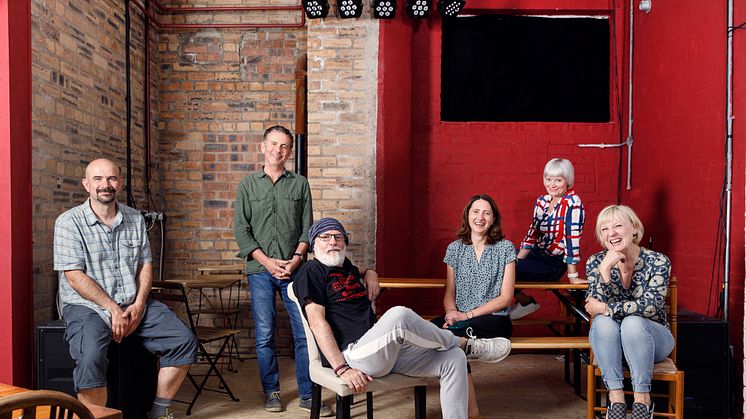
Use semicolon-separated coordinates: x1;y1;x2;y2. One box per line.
124;0;135;208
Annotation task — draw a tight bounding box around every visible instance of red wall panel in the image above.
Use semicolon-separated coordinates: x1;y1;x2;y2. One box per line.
629;0;745;403
378;1;626;316
377;5;745;398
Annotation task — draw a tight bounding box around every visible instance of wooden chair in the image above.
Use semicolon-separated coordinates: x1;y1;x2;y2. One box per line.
288;286;428;419
587;277;684;419
0;389;94;419
150;280;241;415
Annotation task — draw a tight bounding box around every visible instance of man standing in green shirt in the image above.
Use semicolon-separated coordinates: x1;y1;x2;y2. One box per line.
234;125;330;415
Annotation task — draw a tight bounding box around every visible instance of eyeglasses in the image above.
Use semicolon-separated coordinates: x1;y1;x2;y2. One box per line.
317;233;346;242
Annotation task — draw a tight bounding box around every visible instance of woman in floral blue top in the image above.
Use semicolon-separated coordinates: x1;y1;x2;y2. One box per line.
585;205;674;419
432;194;515;419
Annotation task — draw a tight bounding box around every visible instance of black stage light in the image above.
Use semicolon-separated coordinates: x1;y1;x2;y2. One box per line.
405;0;430;18
303;0;330;18
337;0;363;18
372;0;397;19
437;0;464;17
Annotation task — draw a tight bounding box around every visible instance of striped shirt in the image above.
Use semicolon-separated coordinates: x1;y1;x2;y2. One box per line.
519;190;585;265
54;199;152;324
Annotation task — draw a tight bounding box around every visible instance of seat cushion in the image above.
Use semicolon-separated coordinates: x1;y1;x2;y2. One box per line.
310;365;430;397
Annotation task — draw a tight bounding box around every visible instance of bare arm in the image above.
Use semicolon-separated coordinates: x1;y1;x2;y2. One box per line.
439;266;458;328
64;269;129;342
362;269;380;301
305;301;372;393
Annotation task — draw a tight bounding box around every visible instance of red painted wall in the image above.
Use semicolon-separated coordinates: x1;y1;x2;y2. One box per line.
628;0;745;404
0;0;33;387
377;1;625;317
377;0;745;410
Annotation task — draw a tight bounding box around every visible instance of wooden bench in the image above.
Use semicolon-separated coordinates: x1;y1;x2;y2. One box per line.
511;336;590;350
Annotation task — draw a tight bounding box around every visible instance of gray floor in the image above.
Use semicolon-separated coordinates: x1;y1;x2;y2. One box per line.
172;353;587;418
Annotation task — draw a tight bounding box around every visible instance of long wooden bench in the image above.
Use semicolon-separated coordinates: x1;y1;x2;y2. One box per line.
511;336;590;350
378;277;590;396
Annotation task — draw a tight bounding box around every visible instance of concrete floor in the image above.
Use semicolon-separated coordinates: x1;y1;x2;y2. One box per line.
172;353;587;418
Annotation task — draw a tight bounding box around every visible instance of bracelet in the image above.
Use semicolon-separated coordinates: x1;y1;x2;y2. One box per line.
446;308;458;313
293;252;303;258
337;366;351;376
334;363;349;375
567;272;579;279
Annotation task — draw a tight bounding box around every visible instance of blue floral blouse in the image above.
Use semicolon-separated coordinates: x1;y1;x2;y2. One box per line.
444;239;516;316
585;247;671;328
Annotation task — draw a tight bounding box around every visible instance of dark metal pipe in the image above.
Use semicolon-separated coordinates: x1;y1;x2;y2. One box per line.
125;0;134;207
294;54;307;176
144;0;152;206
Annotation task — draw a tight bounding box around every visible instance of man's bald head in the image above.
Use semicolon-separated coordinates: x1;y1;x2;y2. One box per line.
85;159;121;179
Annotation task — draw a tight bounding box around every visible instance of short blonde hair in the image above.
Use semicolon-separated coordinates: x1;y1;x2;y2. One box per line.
544;158;575;188
595;205;645;247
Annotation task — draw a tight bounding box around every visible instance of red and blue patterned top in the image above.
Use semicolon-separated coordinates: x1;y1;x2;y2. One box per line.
519;190;585;265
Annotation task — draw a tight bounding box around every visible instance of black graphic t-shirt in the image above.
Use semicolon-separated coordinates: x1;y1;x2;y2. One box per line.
293;258;376;362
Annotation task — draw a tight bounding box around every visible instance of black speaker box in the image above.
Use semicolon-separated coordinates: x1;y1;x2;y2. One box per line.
677;310;731;419
36;319;158;419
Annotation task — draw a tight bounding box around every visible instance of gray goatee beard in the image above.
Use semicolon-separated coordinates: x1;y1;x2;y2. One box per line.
315;248;346;267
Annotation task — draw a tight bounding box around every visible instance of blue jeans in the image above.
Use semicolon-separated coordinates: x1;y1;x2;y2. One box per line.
248;271;312;399
515;247;566;282
589;315;675;393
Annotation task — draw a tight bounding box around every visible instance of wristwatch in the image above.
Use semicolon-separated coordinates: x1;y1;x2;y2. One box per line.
603;304;612;317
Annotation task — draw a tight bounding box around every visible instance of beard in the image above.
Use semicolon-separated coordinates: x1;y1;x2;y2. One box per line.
315;248;346;267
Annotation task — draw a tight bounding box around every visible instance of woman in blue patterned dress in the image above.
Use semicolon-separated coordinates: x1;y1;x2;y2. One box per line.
432;194;515;419
584;205;674;419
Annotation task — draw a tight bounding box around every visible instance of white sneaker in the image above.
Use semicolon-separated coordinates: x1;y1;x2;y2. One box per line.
509;302;540;320
465;335;511;363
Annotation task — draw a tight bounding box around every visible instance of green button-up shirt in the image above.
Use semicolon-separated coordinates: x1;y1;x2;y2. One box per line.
234;169;313;274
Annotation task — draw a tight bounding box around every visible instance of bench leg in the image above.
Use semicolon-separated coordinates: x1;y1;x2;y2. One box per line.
366;392;373;419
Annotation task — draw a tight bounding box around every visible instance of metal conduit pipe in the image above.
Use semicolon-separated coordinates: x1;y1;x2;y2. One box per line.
625;0;634;190
724;0;733;323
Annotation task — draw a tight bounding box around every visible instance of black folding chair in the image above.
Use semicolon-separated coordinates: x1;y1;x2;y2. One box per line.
150;280;240;415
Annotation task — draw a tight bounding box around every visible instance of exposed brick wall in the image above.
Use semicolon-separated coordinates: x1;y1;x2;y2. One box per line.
306;19;379;270
157;20;308;355
31;0;159;323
